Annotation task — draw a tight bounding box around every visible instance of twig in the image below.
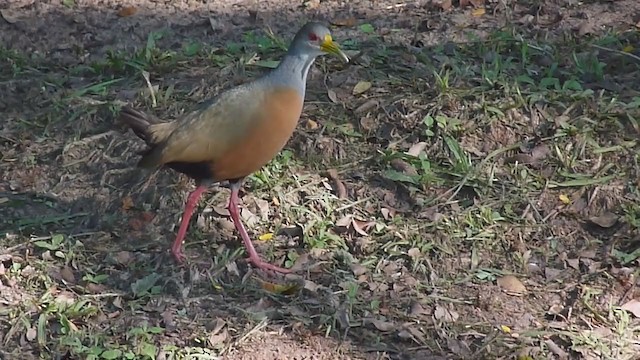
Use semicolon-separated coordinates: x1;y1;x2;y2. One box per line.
590;44;640;63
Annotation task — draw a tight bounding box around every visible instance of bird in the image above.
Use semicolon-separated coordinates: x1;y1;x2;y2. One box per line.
118;22;349;274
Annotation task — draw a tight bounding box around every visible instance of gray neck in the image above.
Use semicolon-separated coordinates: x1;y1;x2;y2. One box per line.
266;52;316;97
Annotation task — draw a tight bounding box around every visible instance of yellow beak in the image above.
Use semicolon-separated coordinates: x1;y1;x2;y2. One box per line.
320;34;349;63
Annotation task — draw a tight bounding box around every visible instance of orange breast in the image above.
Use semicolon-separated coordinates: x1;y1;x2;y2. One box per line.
211;87;303;181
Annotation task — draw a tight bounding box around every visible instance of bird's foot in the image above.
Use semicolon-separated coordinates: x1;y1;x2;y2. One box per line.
171;247;187;264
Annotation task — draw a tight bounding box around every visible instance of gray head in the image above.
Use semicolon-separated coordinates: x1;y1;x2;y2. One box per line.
287;22;349;63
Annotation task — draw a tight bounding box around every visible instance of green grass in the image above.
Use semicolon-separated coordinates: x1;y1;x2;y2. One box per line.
1;20;640;360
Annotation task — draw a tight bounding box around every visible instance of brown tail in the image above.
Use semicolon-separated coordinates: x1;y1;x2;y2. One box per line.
118;106;162;144
118;105;176;168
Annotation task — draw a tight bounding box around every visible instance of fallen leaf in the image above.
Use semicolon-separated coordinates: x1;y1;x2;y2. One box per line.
359;116;376;131
406;142;428;157
621;299;640;318
208;328;228;347
499;324;511;333
331;17;357;27
326;168;347;199
241;208;259;228
258;279;300;295
577;20;597;37
390;158;418;176
26;327;37;342
350;263;368;276
336;215;352;228
305;119;319;130
545;267;562;281
60;266;76;284
354;99;378;114
114;251;133;265
352;219;375;236
352;81;372;95
409;301;429;316
121;196;134;211
212;205;230;217
367;318;396;332
258;233;273;241
439;0;453;11
589;212;619;228
559;194;571;204
407;247;421;259
117;6;137;17
0;9;20;24
380;207;396;220
327;89;338;103
471;8;485;16
497;275;526;295
434;305;459;322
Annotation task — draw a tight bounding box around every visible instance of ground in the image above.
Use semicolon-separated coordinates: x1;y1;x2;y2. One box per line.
1;0;640;359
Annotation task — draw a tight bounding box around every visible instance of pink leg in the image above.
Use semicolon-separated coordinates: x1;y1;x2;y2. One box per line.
227;181;291;274
171;185;208;263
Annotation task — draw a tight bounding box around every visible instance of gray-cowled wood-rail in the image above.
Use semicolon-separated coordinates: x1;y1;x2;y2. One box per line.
118;22;349;273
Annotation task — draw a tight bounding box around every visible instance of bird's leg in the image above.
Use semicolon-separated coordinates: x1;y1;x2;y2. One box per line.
172;184;208;263
227;180;291;274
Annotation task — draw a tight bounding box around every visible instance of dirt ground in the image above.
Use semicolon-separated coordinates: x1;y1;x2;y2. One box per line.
2;0;640;359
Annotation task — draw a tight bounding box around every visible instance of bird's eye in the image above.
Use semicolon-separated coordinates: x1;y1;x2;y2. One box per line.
308;33;319;41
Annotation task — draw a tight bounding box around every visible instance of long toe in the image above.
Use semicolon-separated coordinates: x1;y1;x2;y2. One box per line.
249;257;292;274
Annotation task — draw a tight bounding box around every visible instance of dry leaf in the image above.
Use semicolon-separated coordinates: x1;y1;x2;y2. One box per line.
326;168;347;199
305;119;319;130
359;116;376;131
327;89;338;103
354;99;378;114
0;9;20;24
368;318;396;332
258;279;300;295
380;207;396;220
390;158;418;176
577;20;596;37
212;205;230;216
407;247;421;259
26;327;37;342
331;17;357;27
121;196;134;211
497;275;527;295
208;328;228;347
406;142;428;157
471;8;485;16
439;0;453;11
589;212;619;228
434;305;459;322
559;194;570;204
352;219;374;236
60;266;76;284
258;233;273;241
621;299;640;318
336;215;352;228
114;251;134;265
350;263;368;276
117;6;137;17
352;81;372;95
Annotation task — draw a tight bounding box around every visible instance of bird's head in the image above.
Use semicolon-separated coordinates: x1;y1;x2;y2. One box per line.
289;22;349;63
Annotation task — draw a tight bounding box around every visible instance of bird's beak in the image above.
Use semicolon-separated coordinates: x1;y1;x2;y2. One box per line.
320;34;349;63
